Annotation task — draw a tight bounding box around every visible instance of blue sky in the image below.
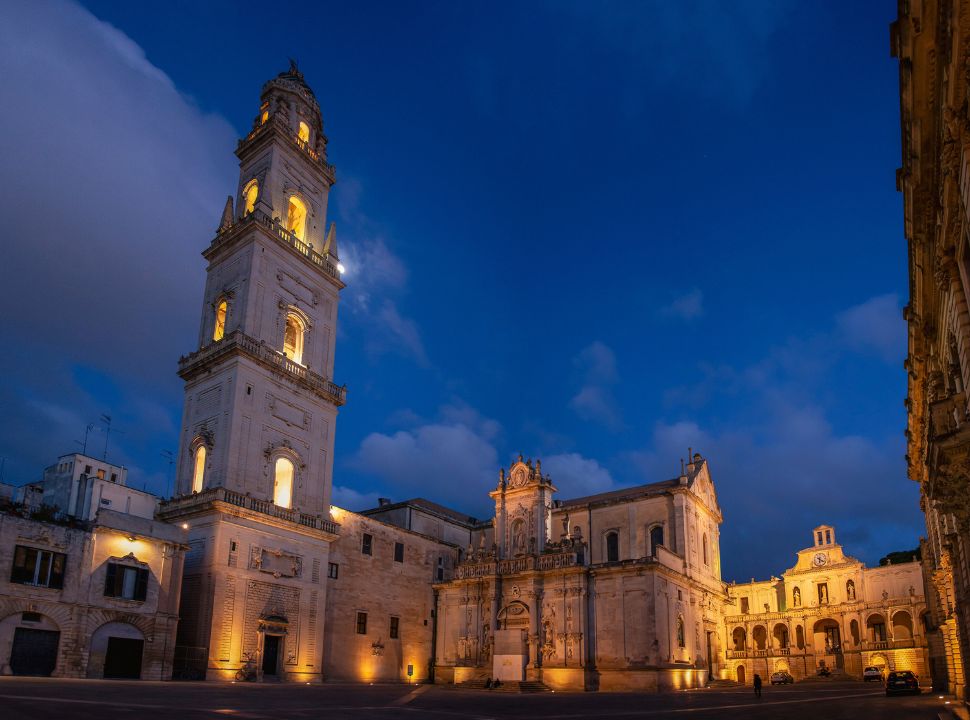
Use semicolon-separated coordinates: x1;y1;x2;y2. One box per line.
0;0;916;580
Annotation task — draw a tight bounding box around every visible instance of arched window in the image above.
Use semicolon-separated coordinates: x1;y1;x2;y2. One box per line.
287;196;308;241
702;533;709;565
242;180;258;216
260;103;269;125
846;579;856;600
298;121;310;144
191;445;206;494
606;531;619;562
213;299;227;342
274;457;294;509
283;312;305;365
676;617;686;648
649;525;664;556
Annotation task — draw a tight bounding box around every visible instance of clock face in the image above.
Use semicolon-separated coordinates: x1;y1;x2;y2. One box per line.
813;552;828;567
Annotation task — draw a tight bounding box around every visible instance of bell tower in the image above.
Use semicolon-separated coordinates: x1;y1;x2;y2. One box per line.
159;64;344;682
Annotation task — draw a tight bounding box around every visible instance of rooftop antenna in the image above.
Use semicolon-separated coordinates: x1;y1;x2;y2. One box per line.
161;450;175;498
100;414;125;462
76;423;95;456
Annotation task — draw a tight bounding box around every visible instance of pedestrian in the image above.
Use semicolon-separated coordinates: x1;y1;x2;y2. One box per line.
753;673;762;698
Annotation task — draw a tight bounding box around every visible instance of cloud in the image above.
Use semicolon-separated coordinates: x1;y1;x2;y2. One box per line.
331;485;381;512
0;1;236;490
542;453;615;498
347;401;501;514
836;294;905;364
569;342;622;429
336;179;427;366
659;288;704;321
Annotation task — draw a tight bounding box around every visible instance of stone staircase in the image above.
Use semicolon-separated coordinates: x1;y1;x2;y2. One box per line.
708;678;740;688
458;679;551;693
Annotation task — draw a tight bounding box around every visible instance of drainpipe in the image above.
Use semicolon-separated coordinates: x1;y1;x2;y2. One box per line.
430;588;439;683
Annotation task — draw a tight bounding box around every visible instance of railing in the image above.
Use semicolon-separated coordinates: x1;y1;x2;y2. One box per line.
862;638;915;650
159;487;339;535
212;209;341;282
178;329;346;406
751;649;768;657
456;551;578;580
726;650;747;659
240;118;336;179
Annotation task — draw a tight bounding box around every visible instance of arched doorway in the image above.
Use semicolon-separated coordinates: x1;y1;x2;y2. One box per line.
258;616;289;679
892;611;914;641
772;623;789;649
866;613;887;643
736;664;746;684
813;618;843;669
1;611;60;677
89;621;144;679
495;602;530;681
731;627;746;651
752;625;768;650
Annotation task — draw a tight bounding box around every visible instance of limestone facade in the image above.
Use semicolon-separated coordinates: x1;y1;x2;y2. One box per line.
724;526;929;683
0;506;186;679
895;0;970;697
433;454;726;691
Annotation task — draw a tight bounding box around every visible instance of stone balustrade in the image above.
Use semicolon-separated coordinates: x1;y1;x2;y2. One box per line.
178;328;346;406
159;486;339;535
456;551;578;580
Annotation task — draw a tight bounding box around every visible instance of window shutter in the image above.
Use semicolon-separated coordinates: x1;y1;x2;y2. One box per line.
104;563;118;596
49;552;66;590
10;546;29;583
135;568;149;601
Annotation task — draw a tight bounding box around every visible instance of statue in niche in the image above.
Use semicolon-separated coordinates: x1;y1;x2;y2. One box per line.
512;520;526;555
793;587;801;606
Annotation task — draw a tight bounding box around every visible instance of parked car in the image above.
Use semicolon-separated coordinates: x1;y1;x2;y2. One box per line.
770;671;794;685
885;670;920;695
863;666;884;682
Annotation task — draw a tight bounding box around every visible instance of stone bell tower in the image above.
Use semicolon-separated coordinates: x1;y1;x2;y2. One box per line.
159;63;344;683
491;457;557;558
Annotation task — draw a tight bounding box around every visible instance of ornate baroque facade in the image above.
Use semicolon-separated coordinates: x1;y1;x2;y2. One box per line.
724;527;928;683
896;0;970;698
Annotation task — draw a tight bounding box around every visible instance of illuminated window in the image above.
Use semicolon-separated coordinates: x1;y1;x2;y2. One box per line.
283;312;305;365
286;196;307;241
273;457;294;509
242;180;258;216
213;299;227;341
298;121;310;144
192;446;206;493
261;110;269;124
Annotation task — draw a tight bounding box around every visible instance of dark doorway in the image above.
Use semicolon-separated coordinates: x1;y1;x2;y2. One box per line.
103;637;144;679
262;635;280;676
10;627;60;676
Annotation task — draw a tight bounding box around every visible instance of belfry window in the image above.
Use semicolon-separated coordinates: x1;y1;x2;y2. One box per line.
213;299;227;342
283;312;305;365
273;457;294;509
192;445;206;494
286;196;307;241
260;103;269;125
298;121;310;144
242;180;258;216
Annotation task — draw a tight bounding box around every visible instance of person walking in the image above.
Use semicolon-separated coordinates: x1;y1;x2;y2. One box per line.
753;673;762;698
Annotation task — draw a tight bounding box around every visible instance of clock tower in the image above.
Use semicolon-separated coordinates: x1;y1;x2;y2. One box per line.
159;63;345;682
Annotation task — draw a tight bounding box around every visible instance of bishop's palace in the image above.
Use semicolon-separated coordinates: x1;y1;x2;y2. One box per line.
0;66;934;691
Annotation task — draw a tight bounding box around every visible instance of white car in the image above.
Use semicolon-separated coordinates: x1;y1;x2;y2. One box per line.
863;666;884;682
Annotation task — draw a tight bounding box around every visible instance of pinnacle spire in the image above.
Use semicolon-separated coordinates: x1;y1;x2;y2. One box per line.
219;195;234;231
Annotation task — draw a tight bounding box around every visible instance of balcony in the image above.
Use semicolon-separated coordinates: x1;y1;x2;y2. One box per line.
159;486;339;536
209;208;342;283
178;329;346;406
240;118;336;182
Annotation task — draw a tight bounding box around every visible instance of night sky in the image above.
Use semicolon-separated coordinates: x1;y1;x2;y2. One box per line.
0;0;917;581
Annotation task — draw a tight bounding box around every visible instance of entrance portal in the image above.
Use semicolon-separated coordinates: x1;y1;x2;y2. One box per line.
103;637;144;679
10;627;59;676
262;635;281;676
736;664;746;684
